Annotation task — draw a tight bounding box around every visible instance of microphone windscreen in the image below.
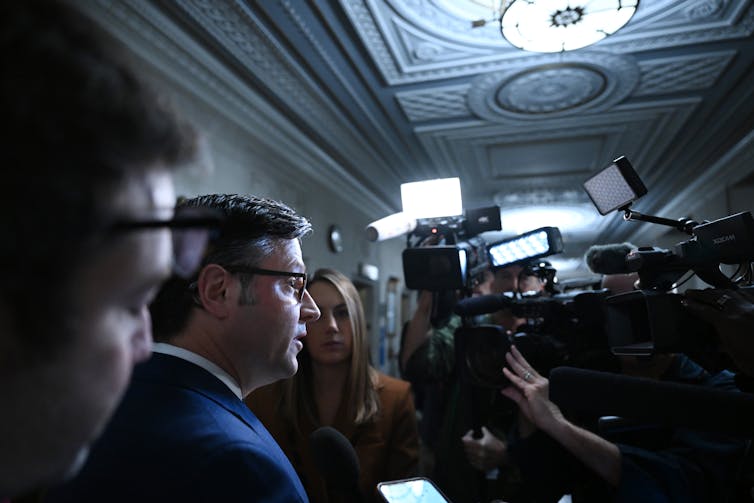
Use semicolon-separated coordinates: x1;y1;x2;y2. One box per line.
454;294;511;317
584;243;635;275
310;426;360;490
549;366;754;436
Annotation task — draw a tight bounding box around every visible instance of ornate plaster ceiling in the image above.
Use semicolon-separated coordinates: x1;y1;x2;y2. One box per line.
84;0;754;277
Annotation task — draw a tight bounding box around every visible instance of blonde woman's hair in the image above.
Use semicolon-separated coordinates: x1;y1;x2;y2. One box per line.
280;268;379;431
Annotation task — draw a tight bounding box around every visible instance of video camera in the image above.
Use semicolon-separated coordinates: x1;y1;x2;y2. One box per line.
401;205;502;292
454;278;616;388
403;222;564;292
583;155;754;368
367;177;564;292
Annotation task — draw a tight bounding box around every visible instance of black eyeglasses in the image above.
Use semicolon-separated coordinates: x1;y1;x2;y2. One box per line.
111;208;223;279
224;265;308;302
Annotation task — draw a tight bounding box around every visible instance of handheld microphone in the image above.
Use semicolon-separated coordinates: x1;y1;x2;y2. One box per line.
584;243;635;275
454;294;512;317
310;426;363;502
549;366;754;436
365;212;417;242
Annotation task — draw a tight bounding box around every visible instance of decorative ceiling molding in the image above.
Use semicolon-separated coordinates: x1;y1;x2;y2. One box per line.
81;0;754;273
275;0;413;174
343;0;754;85
396;84;472;122
340;0;532;84
392;16;484;69
171;0;404;184
635;50;736;96
468;52;639;121
398;48;735;124
84;0;394;216
415;97;700;200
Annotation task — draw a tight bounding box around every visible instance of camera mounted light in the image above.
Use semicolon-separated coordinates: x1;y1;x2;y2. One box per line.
401;177;463;220
583;156;647;216
583;156;698;234
488;227;564;269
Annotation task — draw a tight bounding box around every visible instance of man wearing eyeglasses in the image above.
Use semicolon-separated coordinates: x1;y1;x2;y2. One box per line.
47;194;321;502
0;1;215;499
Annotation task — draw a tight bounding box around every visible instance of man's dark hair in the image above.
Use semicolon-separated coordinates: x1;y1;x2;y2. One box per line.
0;0;198;357
150;194;312;341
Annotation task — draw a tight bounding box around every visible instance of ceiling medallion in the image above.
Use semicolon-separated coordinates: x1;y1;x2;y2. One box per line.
499;0;640;53
495;63;606;114
468;51;639;121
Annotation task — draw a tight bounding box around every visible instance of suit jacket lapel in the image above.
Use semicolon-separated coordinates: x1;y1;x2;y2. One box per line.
134;353;260;431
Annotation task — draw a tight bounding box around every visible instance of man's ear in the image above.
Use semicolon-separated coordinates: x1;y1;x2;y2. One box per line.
195;264;233;318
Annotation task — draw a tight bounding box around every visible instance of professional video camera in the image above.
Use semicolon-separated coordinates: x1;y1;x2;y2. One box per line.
583;155;754;368
403;219;565;293
365;177;564;292
454;272;616;388
401;205;503;292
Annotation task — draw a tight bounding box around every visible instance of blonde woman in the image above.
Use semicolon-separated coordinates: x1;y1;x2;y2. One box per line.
246;268;419;503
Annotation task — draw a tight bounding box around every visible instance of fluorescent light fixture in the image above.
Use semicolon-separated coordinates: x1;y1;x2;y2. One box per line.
401;177;463;219
488;226;563;268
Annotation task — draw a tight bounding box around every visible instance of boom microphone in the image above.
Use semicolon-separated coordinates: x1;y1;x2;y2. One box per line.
310;426;363;502
454;294;512;317
549;366;754;436
584;242;635;275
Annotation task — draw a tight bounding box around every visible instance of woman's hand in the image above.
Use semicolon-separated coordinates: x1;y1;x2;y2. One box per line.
500;345;566;437
500;346;623;487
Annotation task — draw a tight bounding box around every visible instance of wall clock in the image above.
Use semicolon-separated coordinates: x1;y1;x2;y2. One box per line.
328;225;344;253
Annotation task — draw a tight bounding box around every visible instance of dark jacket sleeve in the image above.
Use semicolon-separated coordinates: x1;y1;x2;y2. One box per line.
402;316;460;384
612;364;749;503
508;427;609;503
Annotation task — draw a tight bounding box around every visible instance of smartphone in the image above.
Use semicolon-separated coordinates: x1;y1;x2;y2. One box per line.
377;477;450;503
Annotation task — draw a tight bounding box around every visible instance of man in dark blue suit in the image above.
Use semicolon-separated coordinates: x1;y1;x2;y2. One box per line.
47;194;321;502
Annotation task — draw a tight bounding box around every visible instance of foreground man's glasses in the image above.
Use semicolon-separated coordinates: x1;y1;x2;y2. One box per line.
111;207;223;278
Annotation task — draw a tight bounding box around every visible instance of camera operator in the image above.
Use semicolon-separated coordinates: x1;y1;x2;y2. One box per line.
683;288;754;377
499;272;749;503
400;261;545;503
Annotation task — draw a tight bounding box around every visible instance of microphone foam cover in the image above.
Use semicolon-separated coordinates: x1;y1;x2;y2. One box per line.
584;242;635;275
309;426;360;490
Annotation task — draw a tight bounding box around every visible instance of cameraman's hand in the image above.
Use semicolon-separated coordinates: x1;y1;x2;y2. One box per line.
500;345;566;437
416;289;433;313
684;288;754;376
461;426;508;472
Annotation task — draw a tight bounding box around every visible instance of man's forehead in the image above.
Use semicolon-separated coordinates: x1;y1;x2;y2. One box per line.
259;238;304;268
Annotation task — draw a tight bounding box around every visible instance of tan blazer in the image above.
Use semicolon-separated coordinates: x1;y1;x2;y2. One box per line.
246;372;419;503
